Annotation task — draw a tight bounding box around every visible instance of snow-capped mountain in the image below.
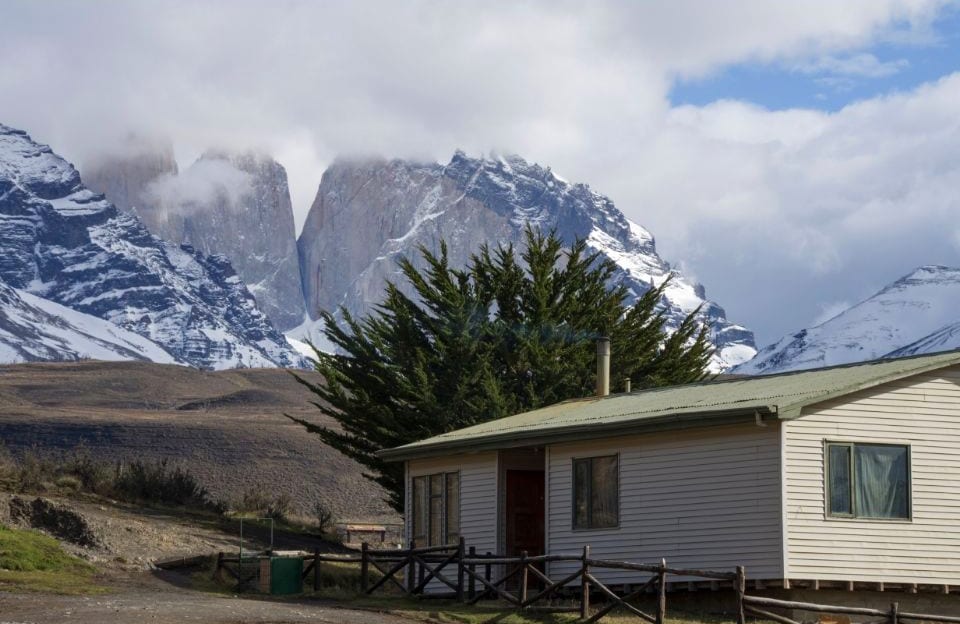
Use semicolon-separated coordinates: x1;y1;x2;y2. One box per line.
84;147;305;332
0;123;302;370
296;152;756;369
736;265;960;374
0;281;176;364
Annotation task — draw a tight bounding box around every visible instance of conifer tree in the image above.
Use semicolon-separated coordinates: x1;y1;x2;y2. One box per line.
290;227;713;510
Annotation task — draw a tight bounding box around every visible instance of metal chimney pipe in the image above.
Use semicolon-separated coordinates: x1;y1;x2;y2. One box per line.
596;337;610;397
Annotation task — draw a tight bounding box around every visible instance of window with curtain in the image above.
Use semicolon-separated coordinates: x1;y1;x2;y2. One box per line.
826;442;910;519
573;455;619;529
411;471;460;547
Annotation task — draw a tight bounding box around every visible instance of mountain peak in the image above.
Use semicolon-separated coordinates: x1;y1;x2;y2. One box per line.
0;122;302;369
737;264;960;375
296;152;756;370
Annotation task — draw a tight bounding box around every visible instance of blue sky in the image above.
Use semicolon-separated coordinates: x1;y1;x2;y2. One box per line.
672;6;960;112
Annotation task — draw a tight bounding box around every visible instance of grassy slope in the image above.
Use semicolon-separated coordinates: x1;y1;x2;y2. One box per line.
0;524;105;595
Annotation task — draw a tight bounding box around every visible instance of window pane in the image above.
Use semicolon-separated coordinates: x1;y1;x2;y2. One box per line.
573;459;590;528
429;493;442;546
855;445;909;519
429;474;443;545
828;445;852;516
412;476;428;547
445;472;460;544
591;456;618;528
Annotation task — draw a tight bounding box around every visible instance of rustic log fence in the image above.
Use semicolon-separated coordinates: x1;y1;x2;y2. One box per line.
743;595;960;624
264;537;747;623
214;542;960;624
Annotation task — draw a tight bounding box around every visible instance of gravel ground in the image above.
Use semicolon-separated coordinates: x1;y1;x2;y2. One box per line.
0;571;410;624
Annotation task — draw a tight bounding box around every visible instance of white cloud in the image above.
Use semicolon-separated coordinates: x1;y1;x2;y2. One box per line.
0;0;956;346
144;159;253;214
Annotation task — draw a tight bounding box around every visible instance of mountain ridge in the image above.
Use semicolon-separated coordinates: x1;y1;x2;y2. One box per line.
736;265;960;374
0;122;302;369
295;151;757;370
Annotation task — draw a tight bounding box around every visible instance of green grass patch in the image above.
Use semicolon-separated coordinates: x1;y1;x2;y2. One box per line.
0;524;105;595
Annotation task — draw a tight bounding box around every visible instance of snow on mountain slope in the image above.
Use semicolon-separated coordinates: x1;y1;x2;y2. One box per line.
0;122;303;370
85;148;305;332
0;281;176;364
736;265;960;374
296;152;756;370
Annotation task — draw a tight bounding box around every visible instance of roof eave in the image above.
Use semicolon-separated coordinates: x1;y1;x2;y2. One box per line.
379;405;779;462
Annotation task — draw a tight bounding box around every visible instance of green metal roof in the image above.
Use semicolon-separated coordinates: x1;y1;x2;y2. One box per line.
381;350;960;461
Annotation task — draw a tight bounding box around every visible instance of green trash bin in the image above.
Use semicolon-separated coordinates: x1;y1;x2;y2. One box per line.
269;556;304;595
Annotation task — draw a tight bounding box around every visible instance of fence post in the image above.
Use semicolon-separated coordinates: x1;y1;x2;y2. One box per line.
457;537;466;602
735;566;746;624
485;551;492;599
360;542;369;594
890;601;899;624
657;558;667;624
520;550;529;607
407;540;416;595
580;545;591;620
313;547;320;591
468;546;477;600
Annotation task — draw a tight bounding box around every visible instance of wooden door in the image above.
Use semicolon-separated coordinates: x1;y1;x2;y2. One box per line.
505;469;545;556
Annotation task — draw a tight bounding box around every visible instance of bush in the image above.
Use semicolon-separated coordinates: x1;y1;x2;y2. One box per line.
112;459;213;507
0;445;219;512
233;485;294;523
312;500;334;534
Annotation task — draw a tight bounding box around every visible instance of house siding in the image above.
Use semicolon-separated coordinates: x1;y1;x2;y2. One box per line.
784;366;960;584
407;453;498;554
547;422;784;584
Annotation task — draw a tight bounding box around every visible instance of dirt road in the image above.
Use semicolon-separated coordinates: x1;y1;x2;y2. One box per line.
0;571;409;624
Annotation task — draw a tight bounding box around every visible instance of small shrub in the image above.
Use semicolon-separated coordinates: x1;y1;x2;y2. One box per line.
312;500;335;534
112;459;213;507
266;493;293;522
54;475;81;492
236;485;273;513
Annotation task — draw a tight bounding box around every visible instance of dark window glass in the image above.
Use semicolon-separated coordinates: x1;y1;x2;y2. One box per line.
410;471;461;546
573;455;619;529
412;476;428;547
445;472;460;544
828;444;852;516
827;443;909;520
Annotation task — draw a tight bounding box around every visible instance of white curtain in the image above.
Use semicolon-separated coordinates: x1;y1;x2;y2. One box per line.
855;445;908;519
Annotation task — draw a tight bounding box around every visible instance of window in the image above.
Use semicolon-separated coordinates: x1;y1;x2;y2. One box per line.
573;455;618;529
826;442;910;520
411;471;460;546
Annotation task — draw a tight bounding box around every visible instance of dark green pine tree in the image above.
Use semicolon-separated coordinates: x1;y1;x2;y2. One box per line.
289;227;713;510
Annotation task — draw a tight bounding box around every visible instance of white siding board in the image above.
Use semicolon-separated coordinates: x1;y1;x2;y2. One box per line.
408;452;498;593
784;367;960;583
547;422;783;584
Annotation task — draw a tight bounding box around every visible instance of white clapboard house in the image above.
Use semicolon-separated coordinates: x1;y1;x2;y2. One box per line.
381;348;960;591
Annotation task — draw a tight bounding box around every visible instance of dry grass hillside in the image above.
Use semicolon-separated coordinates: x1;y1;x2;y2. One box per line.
0;361;397;525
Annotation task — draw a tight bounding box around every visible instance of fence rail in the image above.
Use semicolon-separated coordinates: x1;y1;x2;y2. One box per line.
214;539;960;624
260;538;747;623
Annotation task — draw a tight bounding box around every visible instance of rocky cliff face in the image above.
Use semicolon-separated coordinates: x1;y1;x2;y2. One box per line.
737;265;960;374
296;152;756;370
0;123;302;370
85;149;305;332
82;138;178;216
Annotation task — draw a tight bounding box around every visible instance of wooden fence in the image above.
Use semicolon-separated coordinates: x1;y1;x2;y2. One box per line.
215;540;960;624
743;595;960;624
293;538;745;623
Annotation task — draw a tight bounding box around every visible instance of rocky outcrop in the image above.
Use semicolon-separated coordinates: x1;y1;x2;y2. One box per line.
296;152;756;370
85;148;305;332
0;123;302;369
737;265;960;374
